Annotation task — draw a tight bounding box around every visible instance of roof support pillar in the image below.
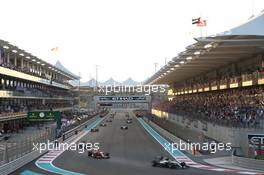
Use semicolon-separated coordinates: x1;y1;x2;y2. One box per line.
14;56;17;67
21;58;24;69
7;53;10;64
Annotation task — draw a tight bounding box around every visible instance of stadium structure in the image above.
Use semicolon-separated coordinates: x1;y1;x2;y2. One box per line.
0;8;264;175
0;39;80;133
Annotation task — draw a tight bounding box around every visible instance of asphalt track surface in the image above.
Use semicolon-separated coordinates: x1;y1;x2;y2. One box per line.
13;112;237;175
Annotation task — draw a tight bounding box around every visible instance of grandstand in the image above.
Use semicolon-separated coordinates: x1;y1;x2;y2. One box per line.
146;12;264;158
0;39;79;133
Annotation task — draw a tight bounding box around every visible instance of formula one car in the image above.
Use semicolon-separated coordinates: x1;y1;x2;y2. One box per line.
88;150;110;159
120;126;128;130
152;156;188;169
135;113;143;118
78;141;86;149
100;123;107;127
126;119;132;124
91;128;99;132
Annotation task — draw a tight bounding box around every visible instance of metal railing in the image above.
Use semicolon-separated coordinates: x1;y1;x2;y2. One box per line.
0;127;56;165
0;113;100;166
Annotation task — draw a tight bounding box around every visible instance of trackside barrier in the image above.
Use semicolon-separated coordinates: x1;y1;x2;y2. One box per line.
0;144;47;175
151;109;264;157
232;155;264;171
0;127;56;165
0;115;100;175
142;117;195;155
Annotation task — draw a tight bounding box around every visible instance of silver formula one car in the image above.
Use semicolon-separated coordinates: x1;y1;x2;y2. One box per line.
152;156;189;169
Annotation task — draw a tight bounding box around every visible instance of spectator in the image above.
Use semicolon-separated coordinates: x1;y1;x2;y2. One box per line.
153;86;264;128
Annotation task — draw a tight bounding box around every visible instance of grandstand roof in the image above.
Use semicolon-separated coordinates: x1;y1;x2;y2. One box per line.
146;12;264;85
0;39;78;80
220;11;264;36
55;61;79;79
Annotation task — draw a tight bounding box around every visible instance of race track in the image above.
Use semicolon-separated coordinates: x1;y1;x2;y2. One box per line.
13;111;237;175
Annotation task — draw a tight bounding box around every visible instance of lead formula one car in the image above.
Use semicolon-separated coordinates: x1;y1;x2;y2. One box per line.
120;125;128;130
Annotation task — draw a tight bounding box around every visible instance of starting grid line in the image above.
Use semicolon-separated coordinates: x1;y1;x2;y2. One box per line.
137;118;264;175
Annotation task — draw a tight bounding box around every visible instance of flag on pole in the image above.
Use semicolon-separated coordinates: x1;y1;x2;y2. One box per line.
51;47;59;52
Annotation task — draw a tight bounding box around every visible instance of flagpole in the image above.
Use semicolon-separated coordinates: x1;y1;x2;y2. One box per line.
205;25;208;37
192;17;206;38
78;72;81;110
95;65;99;88
200;12;202;38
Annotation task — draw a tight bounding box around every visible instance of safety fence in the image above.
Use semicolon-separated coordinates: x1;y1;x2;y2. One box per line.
0;127;55;165
0;113;98;166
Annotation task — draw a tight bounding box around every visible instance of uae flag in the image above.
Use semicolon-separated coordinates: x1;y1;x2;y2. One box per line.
192;17;201;24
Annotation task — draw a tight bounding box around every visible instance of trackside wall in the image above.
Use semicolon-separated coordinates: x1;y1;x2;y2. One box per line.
151;109;264;157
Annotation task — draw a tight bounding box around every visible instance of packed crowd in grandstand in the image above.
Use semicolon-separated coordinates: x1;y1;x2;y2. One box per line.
154;85;264;128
